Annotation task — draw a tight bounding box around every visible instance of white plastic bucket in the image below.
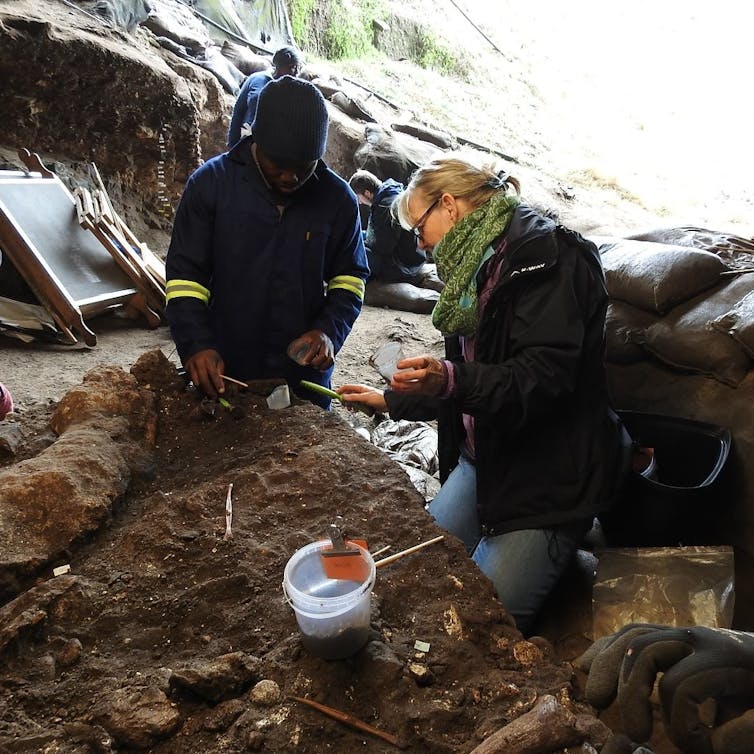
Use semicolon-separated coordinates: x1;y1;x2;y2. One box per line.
282;539;375;660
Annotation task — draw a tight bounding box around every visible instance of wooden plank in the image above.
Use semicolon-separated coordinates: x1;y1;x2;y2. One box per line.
0;149;156;344
88;163;166;309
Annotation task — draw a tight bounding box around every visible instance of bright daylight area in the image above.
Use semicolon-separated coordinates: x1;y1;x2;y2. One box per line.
454;0;752;229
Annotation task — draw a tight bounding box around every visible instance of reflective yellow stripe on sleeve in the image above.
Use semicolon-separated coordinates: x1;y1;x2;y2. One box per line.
327;275;365;301
165;279;211;305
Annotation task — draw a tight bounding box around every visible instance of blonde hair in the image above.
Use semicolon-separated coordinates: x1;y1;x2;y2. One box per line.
394;154;521;230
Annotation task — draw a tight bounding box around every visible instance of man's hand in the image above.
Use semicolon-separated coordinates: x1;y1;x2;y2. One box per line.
287;330;335;371
336;383;388;414
390;355;446;396
577;623;754;754
185;349;225;398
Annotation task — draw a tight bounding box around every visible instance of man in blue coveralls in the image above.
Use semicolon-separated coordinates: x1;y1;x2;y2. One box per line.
165;76;369;408
226;45;304;149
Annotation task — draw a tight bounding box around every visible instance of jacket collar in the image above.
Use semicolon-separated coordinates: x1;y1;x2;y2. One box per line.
499;204;559;278
226;137;324;199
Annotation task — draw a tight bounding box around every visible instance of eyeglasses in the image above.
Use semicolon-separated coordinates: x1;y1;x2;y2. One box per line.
410;198;440;240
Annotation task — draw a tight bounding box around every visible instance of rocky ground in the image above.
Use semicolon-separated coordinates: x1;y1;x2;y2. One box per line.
0;341;617;754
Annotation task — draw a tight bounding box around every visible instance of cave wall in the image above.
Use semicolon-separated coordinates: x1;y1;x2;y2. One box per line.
0;2;231;224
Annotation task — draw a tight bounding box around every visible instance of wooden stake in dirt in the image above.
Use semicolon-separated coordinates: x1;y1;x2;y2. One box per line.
221;374;249;388
373;535;444;569
290;696;406;749
223;483;233;541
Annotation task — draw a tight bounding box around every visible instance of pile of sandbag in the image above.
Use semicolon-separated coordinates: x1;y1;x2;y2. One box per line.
600;237;754;387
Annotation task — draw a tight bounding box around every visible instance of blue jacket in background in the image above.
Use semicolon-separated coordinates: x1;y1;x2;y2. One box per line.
365;178;427;282
227;71;272;148
165;138;369;406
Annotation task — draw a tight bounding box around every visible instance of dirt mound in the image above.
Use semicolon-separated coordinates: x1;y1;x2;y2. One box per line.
0;350;606;752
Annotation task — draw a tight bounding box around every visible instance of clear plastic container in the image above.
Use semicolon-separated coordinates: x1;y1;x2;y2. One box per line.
282;540;375;659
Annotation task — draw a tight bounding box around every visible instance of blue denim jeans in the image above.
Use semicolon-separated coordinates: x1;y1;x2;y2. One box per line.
427;455;583;635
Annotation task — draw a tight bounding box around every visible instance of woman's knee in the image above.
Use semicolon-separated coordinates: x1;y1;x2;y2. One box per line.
473;528;580;635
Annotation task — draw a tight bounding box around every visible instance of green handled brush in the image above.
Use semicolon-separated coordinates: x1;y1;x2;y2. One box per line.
299;380;375;416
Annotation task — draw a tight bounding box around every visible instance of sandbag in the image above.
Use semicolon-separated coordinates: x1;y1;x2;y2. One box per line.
221;40;271;75
364;281;439;314
310;78;342;99
600;239;728;315
199;46;245;93
328;92;377;123
391;122;453;149
605;301;658;365
354;124;439;186
627;226;754;266
709;283;754;357
642;275;754;387
143;0;213;53
153;37;243;93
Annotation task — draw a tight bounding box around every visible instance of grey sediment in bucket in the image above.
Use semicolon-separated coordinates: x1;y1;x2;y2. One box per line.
283;540;376;660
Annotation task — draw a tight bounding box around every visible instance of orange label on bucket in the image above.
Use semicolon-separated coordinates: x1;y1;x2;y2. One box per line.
321;540;370;581
322;552;371;582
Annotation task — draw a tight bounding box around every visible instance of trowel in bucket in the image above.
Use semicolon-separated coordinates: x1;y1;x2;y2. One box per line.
321;525;370;582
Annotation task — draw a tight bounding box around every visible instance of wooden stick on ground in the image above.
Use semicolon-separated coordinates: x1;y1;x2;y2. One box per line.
290;696;405;749
221;375;248;388
373;535;444;569
370;544;391;558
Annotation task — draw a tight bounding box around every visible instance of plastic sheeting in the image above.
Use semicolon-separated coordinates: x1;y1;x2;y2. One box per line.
195;0;293;51
371;418;440;502
91;0;151;32
90;0;293;50
371;418;439;477
592;546;735;639
87;0;293;93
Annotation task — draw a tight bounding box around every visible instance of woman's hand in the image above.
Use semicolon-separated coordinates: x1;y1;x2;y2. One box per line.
336;383;388;414
390;355;446;396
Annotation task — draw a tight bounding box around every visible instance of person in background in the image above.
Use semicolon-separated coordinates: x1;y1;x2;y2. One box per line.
0;382;13;420
338;153;630;634
227;45;304;148
166;76;368;409
349;169;444;314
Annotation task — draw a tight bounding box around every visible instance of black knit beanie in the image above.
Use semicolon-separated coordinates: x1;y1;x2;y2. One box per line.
252;76;329;163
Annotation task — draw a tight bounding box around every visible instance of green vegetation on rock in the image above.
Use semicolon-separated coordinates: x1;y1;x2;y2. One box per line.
414;27;466;77
288;0;386;60
286;0;464;76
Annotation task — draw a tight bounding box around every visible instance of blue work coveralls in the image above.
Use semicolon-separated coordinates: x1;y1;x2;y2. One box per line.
165;138;369;407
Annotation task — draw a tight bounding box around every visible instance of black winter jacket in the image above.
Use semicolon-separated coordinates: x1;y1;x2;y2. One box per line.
386;205;631;535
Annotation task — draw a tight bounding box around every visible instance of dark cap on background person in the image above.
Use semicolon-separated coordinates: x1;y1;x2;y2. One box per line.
272;45;304;73
252;76;329;163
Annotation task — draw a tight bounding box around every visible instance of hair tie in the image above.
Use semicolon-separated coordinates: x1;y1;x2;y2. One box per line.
487;170;509;190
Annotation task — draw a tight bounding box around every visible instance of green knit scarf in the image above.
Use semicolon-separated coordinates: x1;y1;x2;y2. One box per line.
432;192;520;335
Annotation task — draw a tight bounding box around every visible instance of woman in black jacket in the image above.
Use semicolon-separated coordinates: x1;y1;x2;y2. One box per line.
338;154;630;635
